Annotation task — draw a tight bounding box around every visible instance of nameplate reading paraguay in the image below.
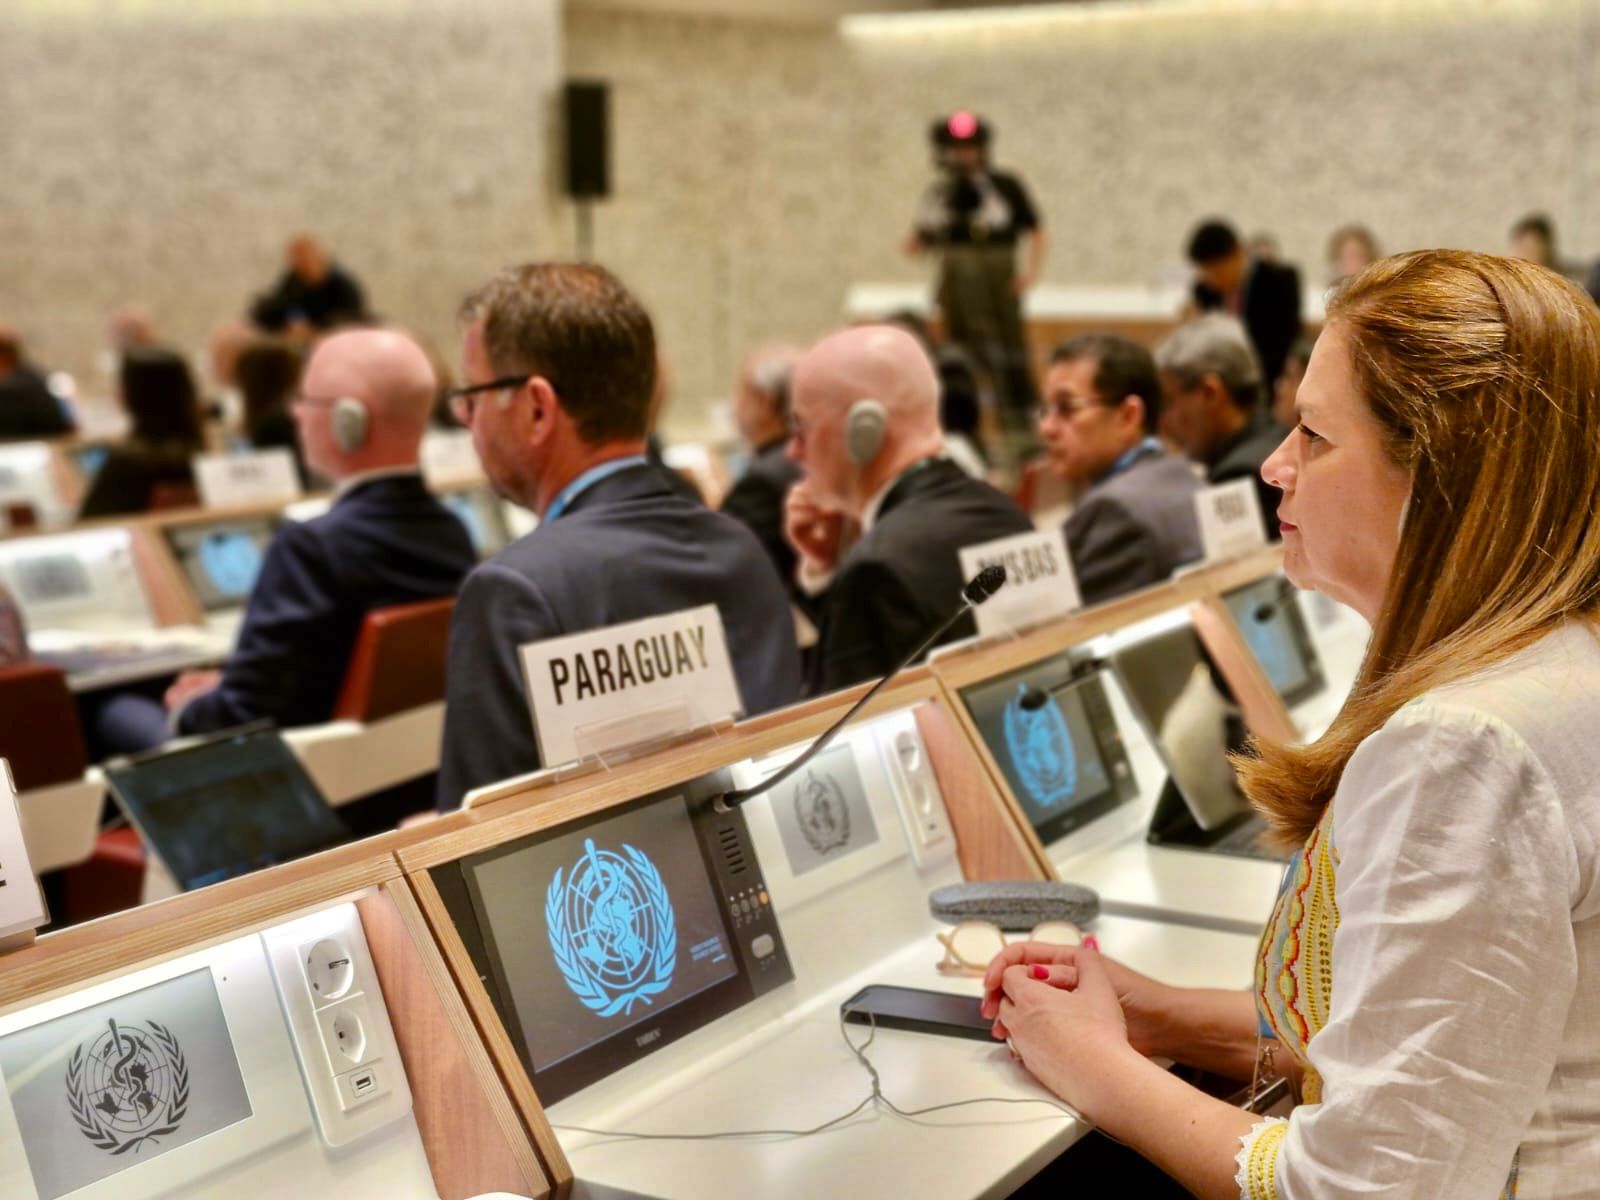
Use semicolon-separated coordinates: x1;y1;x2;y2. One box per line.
520;605;744;767
1194;478;1267;564
958;527;1079;639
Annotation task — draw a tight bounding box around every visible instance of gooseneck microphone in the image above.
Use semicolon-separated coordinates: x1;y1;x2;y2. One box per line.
717;565;1007;810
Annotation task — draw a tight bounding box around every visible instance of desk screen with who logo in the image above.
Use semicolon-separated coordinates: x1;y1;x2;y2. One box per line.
0;969;251;1200
960;655;1138;846
768;743;880;878
165;519;278;612
444;781;793;1104
1221;576;1325;708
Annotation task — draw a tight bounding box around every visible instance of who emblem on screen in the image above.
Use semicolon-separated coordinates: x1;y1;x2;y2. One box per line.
1003;683;1078;807
547;838;677;1018
65;1017;189;1155
793;768;851;855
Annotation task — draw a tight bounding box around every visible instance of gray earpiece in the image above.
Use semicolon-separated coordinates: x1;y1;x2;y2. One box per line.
844;398;888;466
330;396;369;453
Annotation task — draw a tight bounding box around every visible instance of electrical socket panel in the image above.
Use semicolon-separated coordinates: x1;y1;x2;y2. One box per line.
261;903;413;1147
874;710;956;869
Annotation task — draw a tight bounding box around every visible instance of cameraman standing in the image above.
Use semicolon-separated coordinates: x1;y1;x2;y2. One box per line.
905;112;1047;460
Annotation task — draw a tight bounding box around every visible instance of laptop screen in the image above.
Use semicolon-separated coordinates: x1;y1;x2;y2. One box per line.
165;518;278;613
1221;576;1326;707
959;654;1138;846
105;727;351;891
1108;617;1251;834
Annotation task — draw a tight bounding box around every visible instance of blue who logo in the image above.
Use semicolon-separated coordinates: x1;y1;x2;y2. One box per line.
198;533;262;598
546;838;677;1018
1002;683;1078;808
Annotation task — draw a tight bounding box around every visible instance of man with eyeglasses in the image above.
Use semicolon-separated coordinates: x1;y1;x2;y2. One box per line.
1038;334;1204;606
89;328;475;754
434;263;802;811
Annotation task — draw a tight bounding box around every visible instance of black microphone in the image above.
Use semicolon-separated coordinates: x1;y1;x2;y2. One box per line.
716;565;1008;810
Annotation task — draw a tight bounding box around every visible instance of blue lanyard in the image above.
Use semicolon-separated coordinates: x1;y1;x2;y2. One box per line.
1107;437;1163;480
543;454;649;523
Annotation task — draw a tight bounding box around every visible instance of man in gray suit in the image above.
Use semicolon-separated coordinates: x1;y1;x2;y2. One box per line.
1039;334;1204;606
435;264;801;810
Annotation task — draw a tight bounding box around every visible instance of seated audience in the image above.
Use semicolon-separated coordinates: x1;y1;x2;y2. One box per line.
720;345;802;587
79;347;204;518
1272;334;1316;427
1039;335;1202;605
249;233;369;336
1507;210;1574;276
1186;218;1302;387
435;264;801;810
643;351;706;505
785;325;1032;694
93;329;476;752
1326;223;1380;282
936;345;991;479
0;324;74;439
1155;314;1285;541
982;249;1600;1200
0;583;27;667
235;335;309;485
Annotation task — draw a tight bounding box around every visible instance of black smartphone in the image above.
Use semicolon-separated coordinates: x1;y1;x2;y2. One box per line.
840;984;996;1042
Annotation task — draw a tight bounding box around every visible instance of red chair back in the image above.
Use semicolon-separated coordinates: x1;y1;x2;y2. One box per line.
0;660;88;791
333;597;456;723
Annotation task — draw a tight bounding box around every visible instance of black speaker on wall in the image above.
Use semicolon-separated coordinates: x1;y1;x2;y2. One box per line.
564;80;610;200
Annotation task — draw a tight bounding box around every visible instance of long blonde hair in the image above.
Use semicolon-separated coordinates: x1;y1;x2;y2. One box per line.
1240;250;1600;846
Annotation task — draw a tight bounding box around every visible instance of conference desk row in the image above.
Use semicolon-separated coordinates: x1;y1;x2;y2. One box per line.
0;546;1368;1199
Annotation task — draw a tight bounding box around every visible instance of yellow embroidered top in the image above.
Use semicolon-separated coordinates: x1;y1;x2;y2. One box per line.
1232;633;1600;1200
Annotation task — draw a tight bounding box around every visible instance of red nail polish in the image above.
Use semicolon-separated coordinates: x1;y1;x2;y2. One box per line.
1030;964;1049;980
1083;935;1100;951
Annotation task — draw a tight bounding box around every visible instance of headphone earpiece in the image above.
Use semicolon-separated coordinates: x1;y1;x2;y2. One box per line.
330;396;369;454
844;398;888;467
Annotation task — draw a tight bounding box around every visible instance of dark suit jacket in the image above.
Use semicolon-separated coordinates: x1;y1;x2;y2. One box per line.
1065;445;1204;606
250;264;368;332
0;365;73;439
719;438;801;588
177;473;475;735
435;464;802;810
1206;415;1290;542
646;435;706;506
1193;259;1303;386
78;440;198;519
808;458;1032;695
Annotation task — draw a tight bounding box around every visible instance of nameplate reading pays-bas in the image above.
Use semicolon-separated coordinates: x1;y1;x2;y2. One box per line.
1194;478;1267;564
958;527;1080;639
519;605;744;767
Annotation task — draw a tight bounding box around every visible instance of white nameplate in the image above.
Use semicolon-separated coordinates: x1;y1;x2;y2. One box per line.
420;429;483;486
520;605;743;767
1195;478;1267;563
958;527;1079;638
0;761;48;942
194;448;301;509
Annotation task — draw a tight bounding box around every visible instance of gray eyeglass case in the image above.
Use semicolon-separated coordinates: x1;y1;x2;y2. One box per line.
928;881;1100;930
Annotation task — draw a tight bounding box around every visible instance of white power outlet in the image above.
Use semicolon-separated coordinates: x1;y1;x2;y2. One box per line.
261;904;413;1148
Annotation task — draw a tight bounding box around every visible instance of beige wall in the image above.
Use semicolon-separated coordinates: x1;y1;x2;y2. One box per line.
0;0;560;396
4;0;1595;433
565;0;1598;434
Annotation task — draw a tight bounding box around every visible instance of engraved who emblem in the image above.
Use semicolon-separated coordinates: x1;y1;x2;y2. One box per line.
546;838;677;1018
792;768;851;856
65;1018;189;1155
1002;683;1078;807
